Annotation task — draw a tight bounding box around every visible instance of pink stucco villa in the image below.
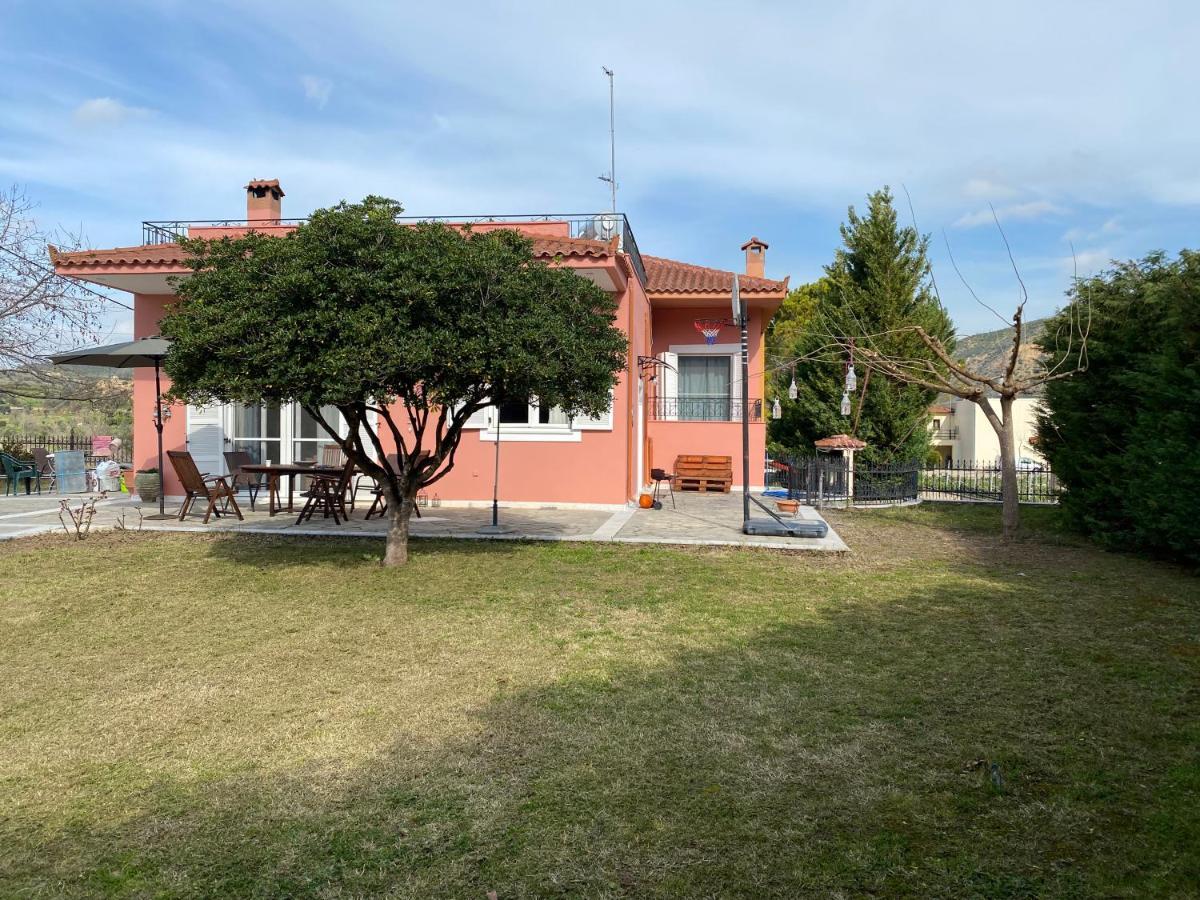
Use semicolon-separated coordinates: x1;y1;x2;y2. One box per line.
52;180;788;507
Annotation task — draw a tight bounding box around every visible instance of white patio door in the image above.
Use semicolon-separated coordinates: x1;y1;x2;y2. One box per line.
222;402;348;466
186;404;225;476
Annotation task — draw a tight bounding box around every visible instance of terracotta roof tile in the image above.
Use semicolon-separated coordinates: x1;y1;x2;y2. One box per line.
49;244;190;270
814;433;867;450
643;255;786;295
740;236;768;250
50;234;612;271
928;404;952;415
245;178;284;195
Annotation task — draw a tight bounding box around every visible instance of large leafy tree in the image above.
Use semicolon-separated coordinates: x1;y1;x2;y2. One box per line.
770;188;954;462
161;196;627;565
1038;251;1200;563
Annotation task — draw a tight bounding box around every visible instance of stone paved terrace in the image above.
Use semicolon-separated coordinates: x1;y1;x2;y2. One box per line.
0;488;847;552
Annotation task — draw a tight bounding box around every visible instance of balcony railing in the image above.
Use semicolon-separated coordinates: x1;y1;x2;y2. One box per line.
650;396;763;423
931;428;958;440
141;212;648;287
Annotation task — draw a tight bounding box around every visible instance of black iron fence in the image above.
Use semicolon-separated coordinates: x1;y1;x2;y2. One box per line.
652;396;763;423
0;433;132;464
765;456;1060;506
920;459;1061;504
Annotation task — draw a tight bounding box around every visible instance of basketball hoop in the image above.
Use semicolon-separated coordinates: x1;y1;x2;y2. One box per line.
694;318;727;346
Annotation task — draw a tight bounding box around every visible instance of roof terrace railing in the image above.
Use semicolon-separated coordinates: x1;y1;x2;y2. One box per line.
142;213;648;287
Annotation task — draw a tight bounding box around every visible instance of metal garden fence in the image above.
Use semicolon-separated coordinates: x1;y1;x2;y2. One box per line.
919;459;1061;505
0;432;132;464
766;456;1060;506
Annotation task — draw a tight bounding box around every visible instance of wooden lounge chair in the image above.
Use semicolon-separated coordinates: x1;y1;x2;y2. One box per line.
167;450;242;523
296;457;355;525
222;450;263;511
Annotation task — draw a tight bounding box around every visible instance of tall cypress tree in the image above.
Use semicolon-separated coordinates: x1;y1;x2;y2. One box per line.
769;187;954;462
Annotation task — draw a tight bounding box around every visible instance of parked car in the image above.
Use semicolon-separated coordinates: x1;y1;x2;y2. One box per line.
1016;457;1045;473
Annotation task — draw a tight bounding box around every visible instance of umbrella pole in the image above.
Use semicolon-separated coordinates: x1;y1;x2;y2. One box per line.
154;359;165;516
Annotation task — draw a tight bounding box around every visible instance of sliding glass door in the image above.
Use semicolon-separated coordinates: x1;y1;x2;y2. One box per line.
678;355;732;421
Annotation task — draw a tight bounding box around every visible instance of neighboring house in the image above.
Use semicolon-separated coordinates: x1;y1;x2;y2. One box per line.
51;180;788;507
928;397;1045;464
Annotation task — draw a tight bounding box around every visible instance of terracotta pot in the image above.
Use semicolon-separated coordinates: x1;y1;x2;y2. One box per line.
775;498;800;515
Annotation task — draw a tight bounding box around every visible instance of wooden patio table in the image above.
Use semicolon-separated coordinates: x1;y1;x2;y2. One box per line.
238;463;351;516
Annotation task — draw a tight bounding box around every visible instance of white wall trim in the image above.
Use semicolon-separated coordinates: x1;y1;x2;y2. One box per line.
479;428;582;443
669;342;739;355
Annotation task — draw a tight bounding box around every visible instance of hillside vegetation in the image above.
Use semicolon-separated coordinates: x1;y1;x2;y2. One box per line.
0;367;131;439
955;317;1048;383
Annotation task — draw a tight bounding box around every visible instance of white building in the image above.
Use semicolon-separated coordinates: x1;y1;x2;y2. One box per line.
929;397;1045;464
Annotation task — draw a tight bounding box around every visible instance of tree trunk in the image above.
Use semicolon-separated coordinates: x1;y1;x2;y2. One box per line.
998;394;1020;541
382;491;416;566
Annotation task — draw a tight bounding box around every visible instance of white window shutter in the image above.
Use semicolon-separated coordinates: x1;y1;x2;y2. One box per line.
574;390;613;431
461;403;493;429
186;403;225;476
659;352;678;421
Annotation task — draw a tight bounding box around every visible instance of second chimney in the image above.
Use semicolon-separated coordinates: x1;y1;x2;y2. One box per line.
245;179;284;223
741;236;768;279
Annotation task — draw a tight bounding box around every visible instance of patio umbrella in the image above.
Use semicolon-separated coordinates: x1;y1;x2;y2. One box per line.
49;337;171;516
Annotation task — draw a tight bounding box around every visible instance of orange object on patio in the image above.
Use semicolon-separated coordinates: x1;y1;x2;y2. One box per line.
671;455;732;493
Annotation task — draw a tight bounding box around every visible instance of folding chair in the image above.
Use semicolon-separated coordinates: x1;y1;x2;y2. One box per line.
167;450;242;524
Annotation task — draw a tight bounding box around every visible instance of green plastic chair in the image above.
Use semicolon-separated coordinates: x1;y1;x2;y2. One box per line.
1;452;38;496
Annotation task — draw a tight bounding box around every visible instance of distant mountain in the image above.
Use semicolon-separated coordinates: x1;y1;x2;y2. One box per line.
953;317;1049;384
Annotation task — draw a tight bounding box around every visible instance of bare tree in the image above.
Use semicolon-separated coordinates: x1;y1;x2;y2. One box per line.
825;213;1090;539
0;185;107;400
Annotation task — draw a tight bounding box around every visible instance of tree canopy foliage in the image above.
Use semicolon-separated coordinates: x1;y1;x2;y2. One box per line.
1037;250;1200;564
768;188;954;462
161;196;627;564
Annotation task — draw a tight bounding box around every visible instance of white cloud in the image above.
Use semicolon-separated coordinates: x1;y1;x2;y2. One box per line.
963;178;1018;200
1061;248;1111;275
955;201;1067;229
72;97;150;127
301;75;332;109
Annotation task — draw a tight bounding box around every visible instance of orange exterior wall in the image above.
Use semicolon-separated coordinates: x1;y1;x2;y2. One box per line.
646;304;769;489
131;293;189;496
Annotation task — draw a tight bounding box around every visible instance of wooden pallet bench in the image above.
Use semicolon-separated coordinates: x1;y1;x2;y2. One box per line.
672;455;733;493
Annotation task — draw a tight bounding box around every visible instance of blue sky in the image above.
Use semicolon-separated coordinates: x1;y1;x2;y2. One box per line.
3;0;1199;343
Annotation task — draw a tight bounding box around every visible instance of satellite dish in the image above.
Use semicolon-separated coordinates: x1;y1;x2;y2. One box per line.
731;273;744;325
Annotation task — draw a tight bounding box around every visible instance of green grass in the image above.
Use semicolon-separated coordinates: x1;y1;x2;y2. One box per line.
1;506;1197;898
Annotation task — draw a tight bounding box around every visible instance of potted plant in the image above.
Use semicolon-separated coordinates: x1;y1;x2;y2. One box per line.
133;468;160;503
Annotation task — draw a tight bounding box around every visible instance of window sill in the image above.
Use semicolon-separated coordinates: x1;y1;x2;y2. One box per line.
479;428;582;443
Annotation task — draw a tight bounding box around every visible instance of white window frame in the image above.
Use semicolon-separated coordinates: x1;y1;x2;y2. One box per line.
668;342;740;421
479;399;581;443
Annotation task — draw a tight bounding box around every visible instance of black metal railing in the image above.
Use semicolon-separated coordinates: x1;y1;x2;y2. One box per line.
651;396;763;422
0;432;132;463
141;212;649;287
765;455;1060;506
931;428;958;440
919;459;1060;504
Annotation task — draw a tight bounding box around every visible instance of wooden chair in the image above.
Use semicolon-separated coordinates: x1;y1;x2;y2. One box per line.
222;450;263;511
31;448;56;493
297;457;355;525
364;453;424;520
321;444;346;467
167;450;242;523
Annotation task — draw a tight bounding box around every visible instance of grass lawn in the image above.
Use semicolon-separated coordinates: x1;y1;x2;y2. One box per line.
1;506;1197;898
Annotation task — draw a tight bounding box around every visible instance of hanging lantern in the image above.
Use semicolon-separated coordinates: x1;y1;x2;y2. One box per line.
840;391;851;416
771;397;782;419
787;370;798;400
845;364;857;393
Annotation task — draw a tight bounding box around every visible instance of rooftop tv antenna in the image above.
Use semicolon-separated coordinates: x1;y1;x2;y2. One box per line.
599;66;616;213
